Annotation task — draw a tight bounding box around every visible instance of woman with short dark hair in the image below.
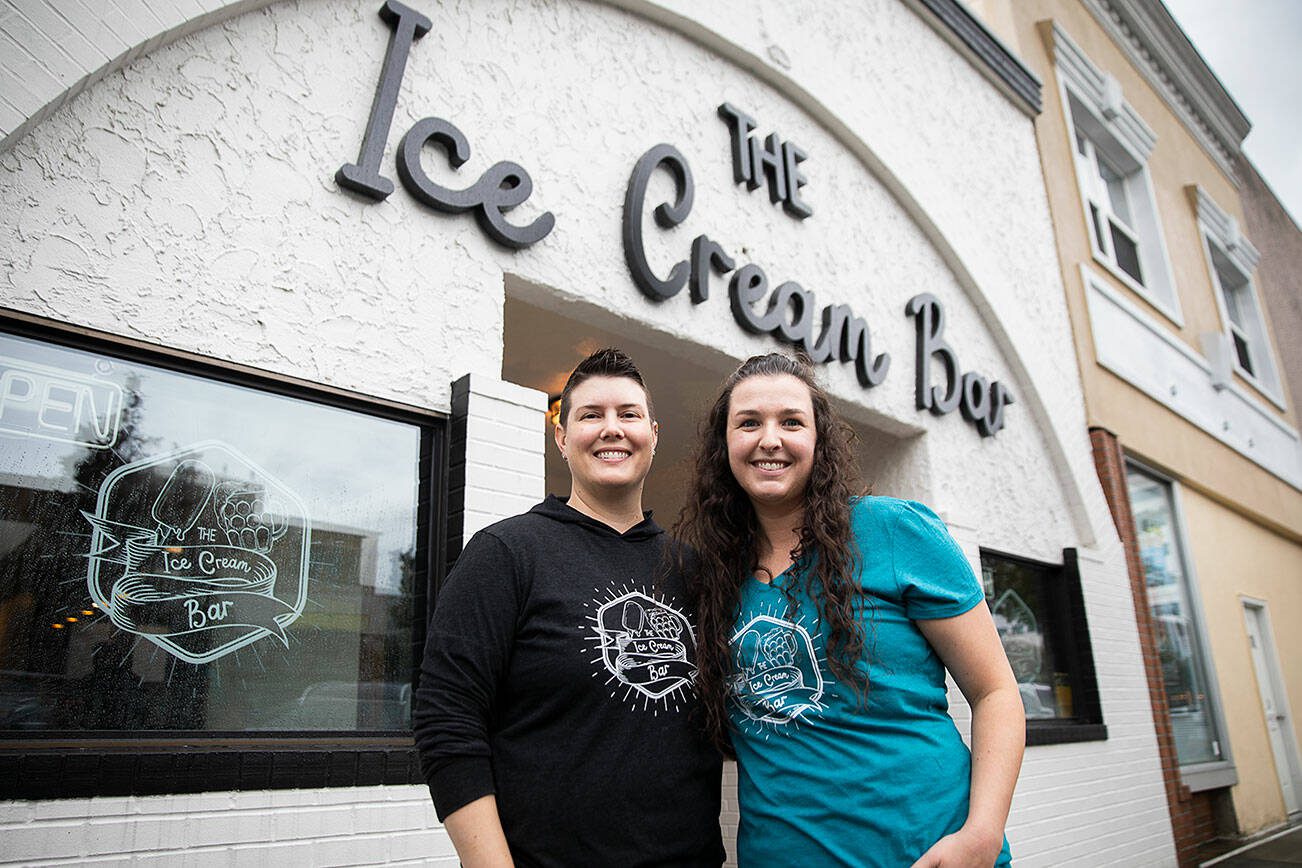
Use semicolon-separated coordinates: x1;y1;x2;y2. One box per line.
677;352;1023;867
414;348;724;868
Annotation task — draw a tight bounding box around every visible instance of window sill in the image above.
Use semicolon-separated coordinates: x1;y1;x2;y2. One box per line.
1089;250;1184;329
1026;722;1107;746
1231;359;1288;413
1181;760;1238;792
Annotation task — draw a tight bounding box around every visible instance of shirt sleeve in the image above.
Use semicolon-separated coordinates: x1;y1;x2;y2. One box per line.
412;530;522;821
886;499;986;620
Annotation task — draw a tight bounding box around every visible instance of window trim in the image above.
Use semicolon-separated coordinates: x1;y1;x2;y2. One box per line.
1125;455;1236;789
1192;191;1287;411
980;546;1107;747
0;308;448;799
1051;22;1183;328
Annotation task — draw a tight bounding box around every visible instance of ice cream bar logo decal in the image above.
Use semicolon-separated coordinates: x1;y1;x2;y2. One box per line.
82;441;312;664
587;590;697;710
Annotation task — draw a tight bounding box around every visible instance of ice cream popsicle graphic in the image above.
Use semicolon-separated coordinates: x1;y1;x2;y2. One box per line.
152;460;216;543
622;600;645;633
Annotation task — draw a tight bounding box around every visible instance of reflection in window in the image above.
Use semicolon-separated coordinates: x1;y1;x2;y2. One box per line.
0;330;427;733
1074;124;1144;286
979;554;1093;728
1126;465;1222;766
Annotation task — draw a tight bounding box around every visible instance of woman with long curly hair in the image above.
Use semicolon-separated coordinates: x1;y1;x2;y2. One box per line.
676;352;1023;867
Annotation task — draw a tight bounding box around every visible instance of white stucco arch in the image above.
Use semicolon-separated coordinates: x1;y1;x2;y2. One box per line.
2;0;1100;548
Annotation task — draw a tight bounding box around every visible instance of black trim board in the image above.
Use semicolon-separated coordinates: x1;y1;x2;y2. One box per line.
0;745;424;800
908;0;1043;115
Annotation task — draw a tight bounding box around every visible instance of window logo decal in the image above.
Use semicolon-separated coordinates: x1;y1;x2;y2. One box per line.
586;589;697;711
82;440;311;664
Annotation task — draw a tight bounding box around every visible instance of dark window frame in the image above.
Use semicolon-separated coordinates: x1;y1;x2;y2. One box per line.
0;309;448;798
980;547;1107;747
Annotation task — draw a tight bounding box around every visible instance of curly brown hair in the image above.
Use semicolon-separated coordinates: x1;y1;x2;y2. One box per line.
675;352;870;751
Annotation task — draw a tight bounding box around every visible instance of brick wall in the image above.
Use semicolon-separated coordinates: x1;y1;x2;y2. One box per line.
0;786;455;867
1089;427;1225;866
447;374;549;559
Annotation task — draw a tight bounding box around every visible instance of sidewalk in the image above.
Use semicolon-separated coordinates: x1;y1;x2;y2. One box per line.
1205;825;1302;867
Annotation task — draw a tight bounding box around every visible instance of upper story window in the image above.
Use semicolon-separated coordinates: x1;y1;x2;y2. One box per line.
1074;128;1143;285
1051;23;1182;325
1194;186;1283;404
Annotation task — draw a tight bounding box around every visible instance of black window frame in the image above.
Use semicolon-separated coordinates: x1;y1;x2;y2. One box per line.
980;547;1107;746
0;309;448;799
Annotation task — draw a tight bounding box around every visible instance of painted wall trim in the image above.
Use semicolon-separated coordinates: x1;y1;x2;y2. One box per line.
1083;264;1302;490
1195;186;1261;274
1048;21;1157;162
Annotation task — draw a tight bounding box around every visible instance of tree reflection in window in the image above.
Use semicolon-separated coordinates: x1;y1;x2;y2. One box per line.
0;330;425;734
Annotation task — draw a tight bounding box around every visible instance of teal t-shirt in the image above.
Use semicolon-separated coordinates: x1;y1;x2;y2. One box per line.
728;497;1013;867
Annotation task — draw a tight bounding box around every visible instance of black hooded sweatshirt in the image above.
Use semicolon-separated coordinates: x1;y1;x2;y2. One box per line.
413;495;724;867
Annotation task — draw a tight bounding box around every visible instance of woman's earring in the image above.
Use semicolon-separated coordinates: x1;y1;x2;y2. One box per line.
561;452;568;462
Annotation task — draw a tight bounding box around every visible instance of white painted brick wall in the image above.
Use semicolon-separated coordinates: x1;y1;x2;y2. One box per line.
454;374;549;544
0;786;456;867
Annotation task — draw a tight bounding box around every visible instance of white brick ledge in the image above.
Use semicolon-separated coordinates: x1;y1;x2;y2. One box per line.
0;785;455;866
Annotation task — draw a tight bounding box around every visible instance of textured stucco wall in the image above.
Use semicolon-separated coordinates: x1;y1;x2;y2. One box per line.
0;0;1173;863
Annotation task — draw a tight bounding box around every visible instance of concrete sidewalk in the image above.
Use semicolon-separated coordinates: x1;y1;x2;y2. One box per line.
1206;826;1302;867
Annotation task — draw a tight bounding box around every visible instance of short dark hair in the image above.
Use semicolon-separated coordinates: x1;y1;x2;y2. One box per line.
558;347;654;425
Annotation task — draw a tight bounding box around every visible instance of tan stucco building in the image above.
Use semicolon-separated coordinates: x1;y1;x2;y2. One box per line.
971;0;1302;862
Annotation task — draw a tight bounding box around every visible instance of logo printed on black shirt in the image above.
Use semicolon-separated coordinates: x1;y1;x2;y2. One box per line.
585;588;697;712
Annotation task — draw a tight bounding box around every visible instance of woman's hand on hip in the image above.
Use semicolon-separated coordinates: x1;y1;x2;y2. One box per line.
908;824;1003;868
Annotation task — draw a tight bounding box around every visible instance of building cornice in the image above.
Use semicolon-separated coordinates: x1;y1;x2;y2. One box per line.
1078;0;1250;179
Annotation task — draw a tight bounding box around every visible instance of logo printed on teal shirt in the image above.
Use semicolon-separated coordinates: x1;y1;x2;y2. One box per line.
730;613;826;729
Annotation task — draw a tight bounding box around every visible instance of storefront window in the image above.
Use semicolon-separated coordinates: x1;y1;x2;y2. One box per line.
1126;465;1222;766
982;549;1103;740
0;328;431;735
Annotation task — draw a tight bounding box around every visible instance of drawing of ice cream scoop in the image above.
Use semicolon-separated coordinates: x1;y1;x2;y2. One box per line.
152;460;216;544
214;481;288;553
644;609;683;639
760;630;797;668
737;628;763;677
